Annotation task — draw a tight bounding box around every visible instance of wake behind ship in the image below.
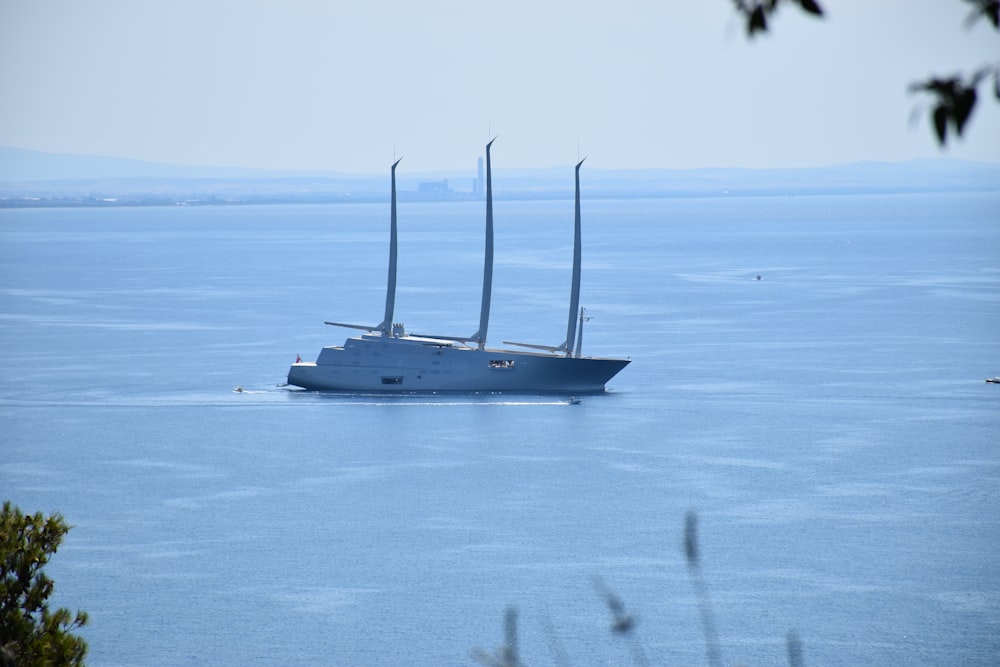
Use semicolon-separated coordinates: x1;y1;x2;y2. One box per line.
287;140;630;393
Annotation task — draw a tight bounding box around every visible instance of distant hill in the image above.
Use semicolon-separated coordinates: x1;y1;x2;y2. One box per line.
1;146;998;206
580;159;1000;197
0;145;334;181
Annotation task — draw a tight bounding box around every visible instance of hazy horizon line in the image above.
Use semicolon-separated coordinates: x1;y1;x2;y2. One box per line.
4;144;1000;182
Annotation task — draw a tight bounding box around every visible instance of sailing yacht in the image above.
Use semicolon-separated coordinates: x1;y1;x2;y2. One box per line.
286;141;630;393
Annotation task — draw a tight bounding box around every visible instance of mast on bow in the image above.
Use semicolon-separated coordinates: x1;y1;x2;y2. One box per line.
503;158;590;356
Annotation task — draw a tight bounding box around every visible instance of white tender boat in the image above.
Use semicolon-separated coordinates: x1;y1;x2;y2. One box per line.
287;140;630;393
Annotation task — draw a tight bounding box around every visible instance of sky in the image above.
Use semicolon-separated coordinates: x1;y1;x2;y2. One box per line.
1;0;998;174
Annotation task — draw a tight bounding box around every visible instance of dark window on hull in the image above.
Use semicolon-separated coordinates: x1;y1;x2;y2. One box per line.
381;376;403;385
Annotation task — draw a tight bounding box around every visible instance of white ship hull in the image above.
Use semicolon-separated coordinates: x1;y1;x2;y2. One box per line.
288;334;629;393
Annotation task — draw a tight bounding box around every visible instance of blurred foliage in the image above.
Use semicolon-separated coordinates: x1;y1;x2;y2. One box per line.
472;607;521;667
730;0;823;37
730;0;1000;146
476;513;804;666
1;502;88;667
909;68;999;145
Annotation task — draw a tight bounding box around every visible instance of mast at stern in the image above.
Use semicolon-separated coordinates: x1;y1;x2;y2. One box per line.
562;158;585;356
473;138;497;350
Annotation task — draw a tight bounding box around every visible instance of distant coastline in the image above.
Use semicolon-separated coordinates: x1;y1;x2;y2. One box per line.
1;146;997;209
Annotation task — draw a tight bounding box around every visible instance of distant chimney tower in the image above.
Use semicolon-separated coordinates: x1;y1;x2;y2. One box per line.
477;157;484;197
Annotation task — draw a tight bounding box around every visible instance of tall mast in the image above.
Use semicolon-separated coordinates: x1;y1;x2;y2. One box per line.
379;158;402;335
563;158;585;356
473;138;497;350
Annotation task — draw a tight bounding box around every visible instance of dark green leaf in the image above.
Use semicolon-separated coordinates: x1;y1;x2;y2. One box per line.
986;1;1000;28
749;5;768;35
0;502;88;666
964;0;1000;29
799;0;824;16
932;106;949;145
954;87;977;135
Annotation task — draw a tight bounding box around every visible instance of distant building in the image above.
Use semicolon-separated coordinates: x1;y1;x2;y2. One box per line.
417;180;450;195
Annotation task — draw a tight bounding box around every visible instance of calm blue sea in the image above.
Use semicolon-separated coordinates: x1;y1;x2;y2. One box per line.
1;191;999;666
